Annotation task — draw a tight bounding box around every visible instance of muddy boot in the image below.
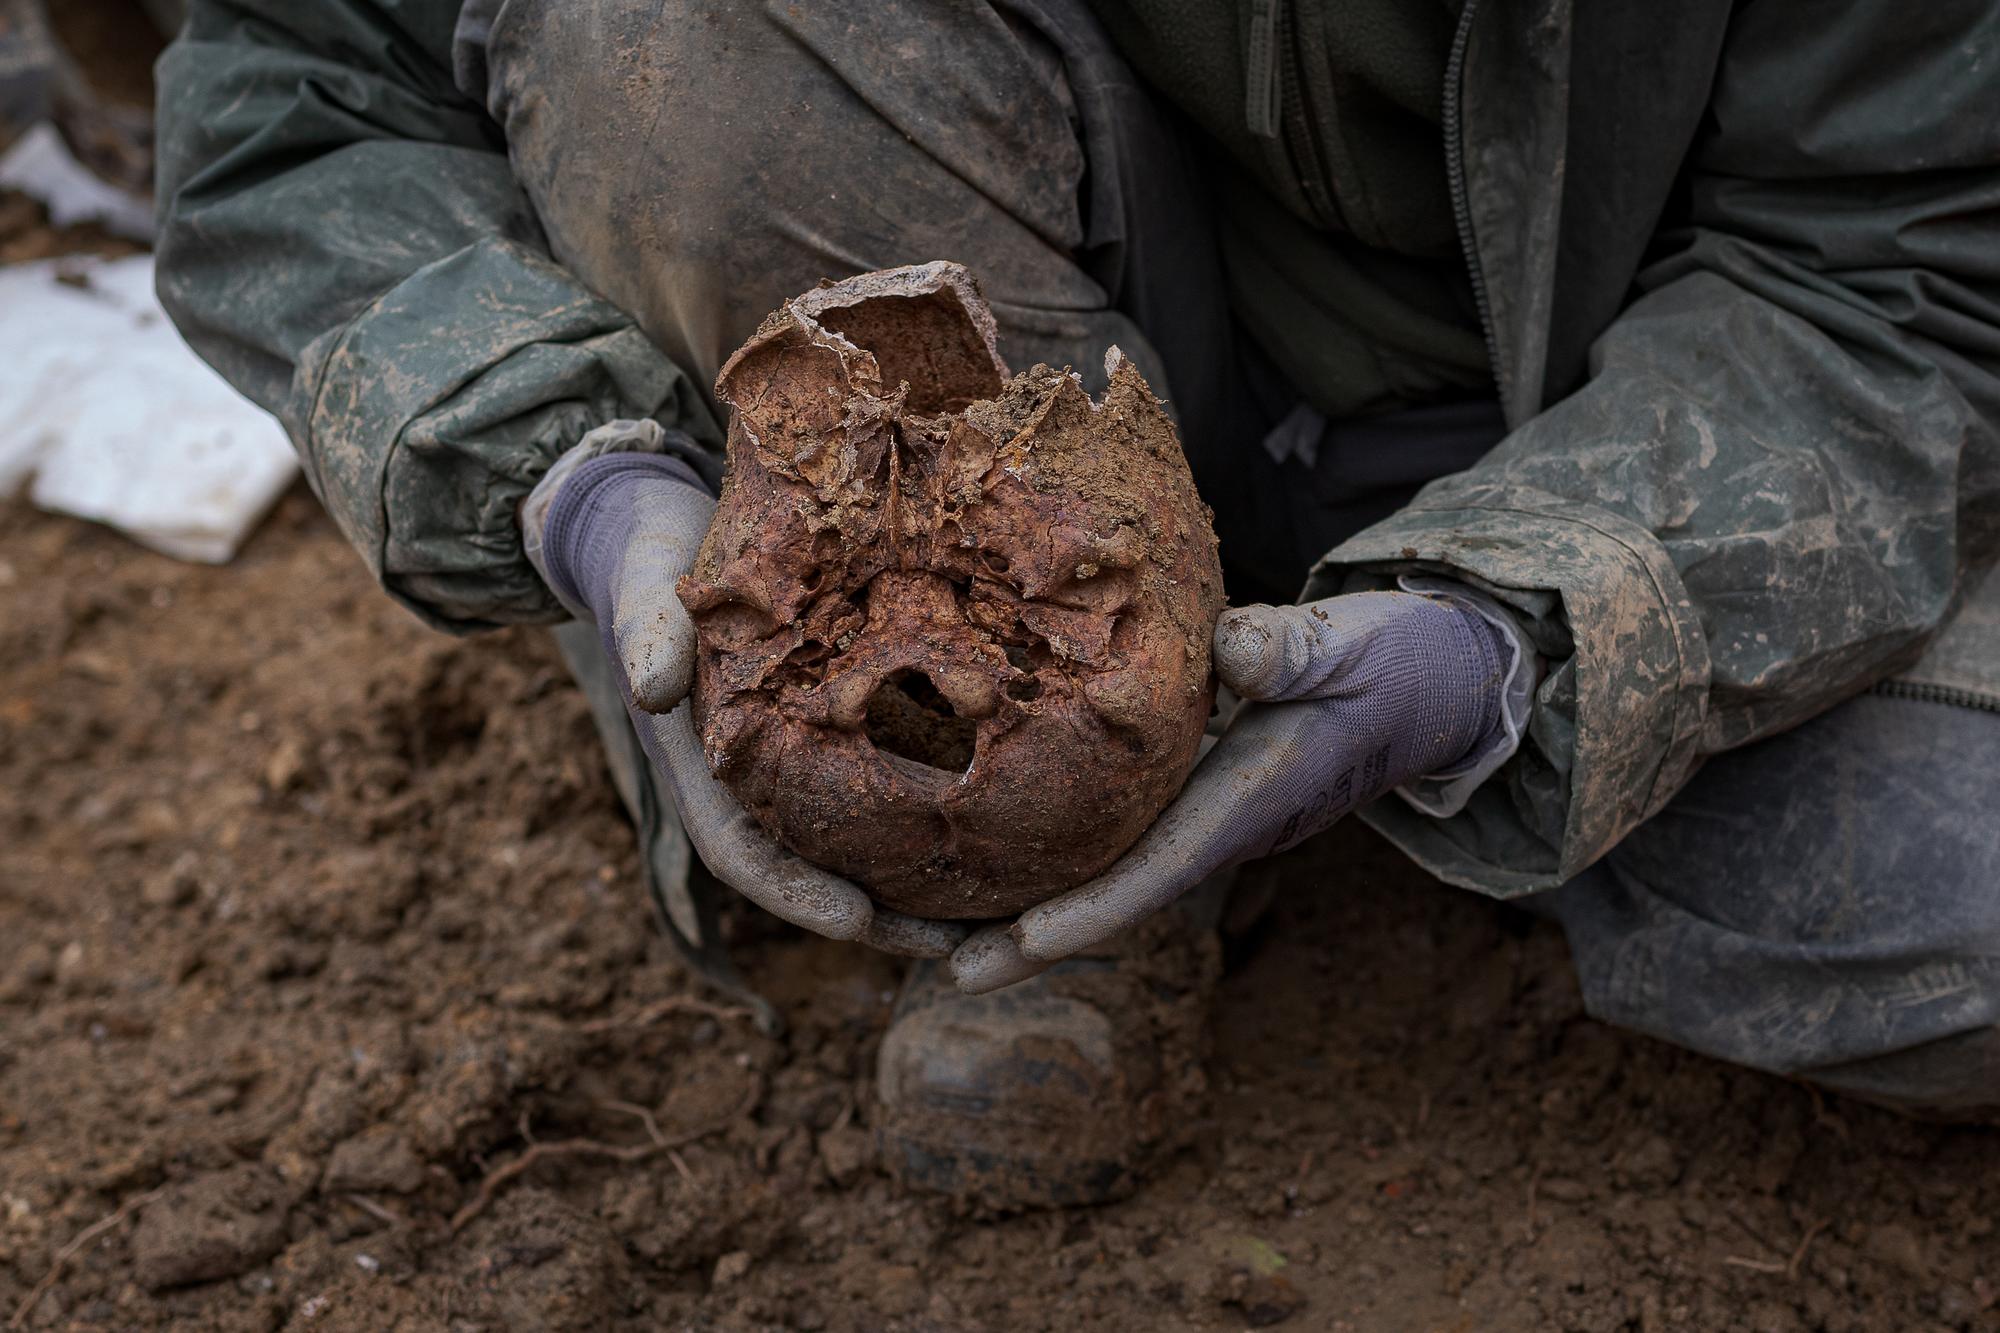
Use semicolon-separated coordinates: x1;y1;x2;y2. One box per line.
874;909;1221;1211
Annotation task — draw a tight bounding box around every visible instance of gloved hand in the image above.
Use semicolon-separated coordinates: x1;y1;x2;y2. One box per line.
522;420;714;712
522;421;967;959
949;590;1514;993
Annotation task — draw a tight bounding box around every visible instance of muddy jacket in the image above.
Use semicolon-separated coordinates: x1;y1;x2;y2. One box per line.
154;1;2000;898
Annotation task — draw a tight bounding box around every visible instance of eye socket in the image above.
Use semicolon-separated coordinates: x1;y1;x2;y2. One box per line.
981;552;1011;575
1004;675;1043;703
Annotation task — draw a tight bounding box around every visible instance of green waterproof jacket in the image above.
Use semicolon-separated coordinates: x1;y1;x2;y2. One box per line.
154;0;2000;899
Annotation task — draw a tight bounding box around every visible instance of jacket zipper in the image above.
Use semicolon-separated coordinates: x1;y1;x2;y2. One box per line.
1442;0;1506;419
1246;0;1341;228
1278;1;1341;227
1246;0;1283;138
1870;678;2000;714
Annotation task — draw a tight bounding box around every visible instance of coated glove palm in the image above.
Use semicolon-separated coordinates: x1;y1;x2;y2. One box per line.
951;591;1512;993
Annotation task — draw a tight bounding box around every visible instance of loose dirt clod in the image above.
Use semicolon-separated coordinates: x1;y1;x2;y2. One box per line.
678;262;1225;918
130;1166;290;1291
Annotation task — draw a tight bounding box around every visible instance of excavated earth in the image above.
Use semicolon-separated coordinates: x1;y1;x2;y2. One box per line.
16;504;2000;1333
5;216;2000;1330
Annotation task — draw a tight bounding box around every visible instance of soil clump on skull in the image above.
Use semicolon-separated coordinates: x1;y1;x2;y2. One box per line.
678;262;1224;918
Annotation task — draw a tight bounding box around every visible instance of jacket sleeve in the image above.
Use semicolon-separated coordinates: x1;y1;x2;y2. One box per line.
154;0;721;632
1307;0;2000;894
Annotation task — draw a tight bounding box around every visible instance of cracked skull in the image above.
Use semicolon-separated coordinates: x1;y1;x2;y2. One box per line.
677;262;1224;918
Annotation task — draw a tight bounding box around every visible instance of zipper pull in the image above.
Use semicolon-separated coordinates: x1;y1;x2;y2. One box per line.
1245;0;1283;139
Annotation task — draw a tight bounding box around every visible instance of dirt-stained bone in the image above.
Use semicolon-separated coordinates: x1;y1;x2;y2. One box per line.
678;262;1224;918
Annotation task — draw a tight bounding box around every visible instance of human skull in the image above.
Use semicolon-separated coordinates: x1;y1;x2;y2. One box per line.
677;263;1223;918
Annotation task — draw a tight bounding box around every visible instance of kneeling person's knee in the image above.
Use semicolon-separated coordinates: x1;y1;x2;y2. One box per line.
486;0;1095;386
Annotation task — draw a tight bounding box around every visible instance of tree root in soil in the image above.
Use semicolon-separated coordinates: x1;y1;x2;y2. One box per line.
574;994;753;1035
448;1085;761;1236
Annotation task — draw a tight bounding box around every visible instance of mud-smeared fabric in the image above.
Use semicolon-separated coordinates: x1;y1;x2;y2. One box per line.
153;0;2000;930
152;1;720;632
1535;659;2000;1117
1311;0;2000;893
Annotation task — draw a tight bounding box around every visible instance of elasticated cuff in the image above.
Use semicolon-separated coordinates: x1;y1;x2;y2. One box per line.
1394;576;1539;819
292;236;721;633
537;452;706;618
1305;483;1712;897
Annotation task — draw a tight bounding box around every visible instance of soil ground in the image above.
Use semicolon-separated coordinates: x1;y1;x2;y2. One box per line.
11;489;2000;1333
4;199;2000;1332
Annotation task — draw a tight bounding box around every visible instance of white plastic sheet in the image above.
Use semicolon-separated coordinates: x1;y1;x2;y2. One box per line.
0;122;154;240
0;254;299;563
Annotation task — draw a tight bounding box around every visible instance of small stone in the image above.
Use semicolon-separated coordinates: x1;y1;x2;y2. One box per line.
815;1123;872;1186
53;940;88;991
132;1166;290;1290
712;1249;753;1287
264;737;308;792
872;1264;924;1316
322;1125;425;1195
142;851;202;908
1211;1267;1308;1328
1863;1221;1929;1279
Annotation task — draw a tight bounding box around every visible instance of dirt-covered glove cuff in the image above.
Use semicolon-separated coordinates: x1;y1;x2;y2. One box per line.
520;419;711;619
1393;576;1539;818
526;449;708;623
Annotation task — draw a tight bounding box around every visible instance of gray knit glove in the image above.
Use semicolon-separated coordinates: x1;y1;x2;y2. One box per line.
521;421;965;960
522;420;714;712
951;591;1512;993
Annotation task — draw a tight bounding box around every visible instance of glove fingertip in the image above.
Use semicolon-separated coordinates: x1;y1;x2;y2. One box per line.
624;609;697;713
1012;910;1085;964
950;925;1047;994
862;911;967;959
1212;607;1283;698
630;653;693;715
